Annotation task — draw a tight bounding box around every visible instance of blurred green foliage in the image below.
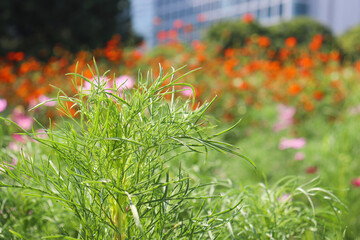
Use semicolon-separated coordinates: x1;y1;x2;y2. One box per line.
339;25;360;60
205;17;342;53
205;20;268;50
0;0;141;59
268;17;341;51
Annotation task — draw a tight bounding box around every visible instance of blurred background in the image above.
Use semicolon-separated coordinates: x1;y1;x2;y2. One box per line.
0;0;141;58
1;0;360;55
132;0;360;47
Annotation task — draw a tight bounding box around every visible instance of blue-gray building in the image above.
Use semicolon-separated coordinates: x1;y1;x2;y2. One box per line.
130;0;360;48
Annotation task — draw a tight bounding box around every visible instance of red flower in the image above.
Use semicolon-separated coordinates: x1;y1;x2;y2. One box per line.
7;51;25;61
306;166;318;174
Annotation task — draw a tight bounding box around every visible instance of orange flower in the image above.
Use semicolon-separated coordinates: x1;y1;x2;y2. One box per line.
106;34;121;48
83;68;93;79
279;48;291;61
283;66;297;80
224;48;235;58
309;34;323;51
104;47;122;62
131;50;142;61
196;54;206;63
298;57;313;68
59;101;77;117
18;58;41;75
329;51;341;61
191;40;206;52
303;100;314;112
173;19;184;29
258;36;271;48
355;61;360;73
242;13;254;24
0;65;16;83
157;31;167;41
313;90;324;101
285;37;297;48
288;83;301;95
224;59;238;77
184;24;193;33
16;80;32;98
167;29;178;40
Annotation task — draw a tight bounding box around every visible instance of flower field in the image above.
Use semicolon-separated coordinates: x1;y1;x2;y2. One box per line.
1;30;360;239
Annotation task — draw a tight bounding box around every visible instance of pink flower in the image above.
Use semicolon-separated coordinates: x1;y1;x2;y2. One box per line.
294;152;305;161
279;137;306;150
29;95;56;109
12;134;26;143
38;95;56;107
80;75;134;98
8;141;21;151
35;128;48;139
81;76;111;93
11;158;17;166
351;177;360;187
273;104;296;132
12;107;34;130
114;75;135;91
277;193;292;202
0;98;7;112
349;104;360;115
0;158;17;173
181;86;197;97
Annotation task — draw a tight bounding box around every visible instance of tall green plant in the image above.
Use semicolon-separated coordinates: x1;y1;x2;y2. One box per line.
0;62;253;239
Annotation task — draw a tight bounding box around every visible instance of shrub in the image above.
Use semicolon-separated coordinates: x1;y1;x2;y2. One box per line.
205;20;268;50
338;25;360;60
205;16;341;53
268;17;340;51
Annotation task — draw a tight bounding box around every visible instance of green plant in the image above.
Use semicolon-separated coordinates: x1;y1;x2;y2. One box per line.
205;20;268;50
268;17;339;51
0;62;253;239
232;177;346;239
338;25;360;60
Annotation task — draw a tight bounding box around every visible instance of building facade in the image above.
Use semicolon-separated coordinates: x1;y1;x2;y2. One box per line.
130;0;360;47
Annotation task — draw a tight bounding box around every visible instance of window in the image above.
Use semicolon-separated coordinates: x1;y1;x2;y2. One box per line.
294;3;308;15
279;3;283;16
